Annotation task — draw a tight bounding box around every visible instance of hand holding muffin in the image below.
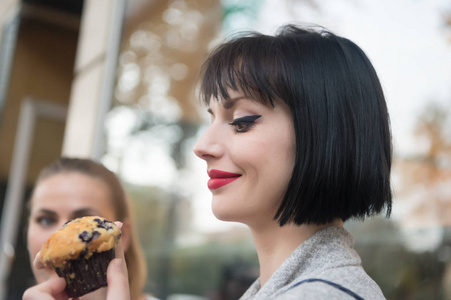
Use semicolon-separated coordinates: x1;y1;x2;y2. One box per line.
39;216;121;298
23;217;130;300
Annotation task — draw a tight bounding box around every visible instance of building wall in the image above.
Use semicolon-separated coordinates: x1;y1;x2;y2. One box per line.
0;12;79;185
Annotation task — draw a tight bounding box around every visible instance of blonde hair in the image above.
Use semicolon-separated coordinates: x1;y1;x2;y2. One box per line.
35;157;147;300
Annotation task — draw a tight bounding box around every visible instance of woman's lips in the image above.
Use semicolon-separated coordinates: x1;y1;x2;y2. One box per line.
207;169;241;190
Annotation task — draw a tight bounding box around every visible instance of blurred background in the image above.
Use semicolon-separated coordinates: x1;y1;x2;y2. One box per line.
0;0;450;299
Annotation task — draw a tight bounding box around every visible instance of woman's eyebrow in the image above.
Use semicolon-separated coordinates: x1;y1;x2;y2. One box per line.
223;96;246;109
37;209;57;216
71;208;100;217
207;96;247;114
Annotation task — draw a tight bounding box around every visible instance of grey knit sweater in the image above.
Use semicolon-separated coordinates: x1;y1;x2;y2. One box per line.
240;226;386;299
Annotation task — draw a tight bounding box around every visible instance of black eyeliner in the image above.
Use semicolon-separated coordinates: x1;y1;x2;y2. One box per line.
229;115;262;125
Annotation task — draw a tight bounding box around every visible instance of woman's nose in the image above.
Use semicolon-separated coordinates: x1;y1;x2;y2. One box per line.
193;125;222;160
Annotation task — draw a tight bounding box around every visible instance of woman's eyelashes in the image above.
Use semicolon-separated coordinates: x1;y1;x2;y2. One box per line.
229;115;262;133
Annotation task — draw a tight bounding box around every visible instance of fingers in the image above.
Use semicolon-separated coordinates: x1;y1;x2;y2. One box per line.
114;222;128;276
79;286;106;300
33;251;57;282
105;222;130;299
106;259;130;300
22;277;67;300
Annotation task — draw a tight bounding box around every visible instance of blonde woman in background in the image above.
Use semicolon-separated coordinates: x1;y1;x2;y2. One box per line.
25;157;157;300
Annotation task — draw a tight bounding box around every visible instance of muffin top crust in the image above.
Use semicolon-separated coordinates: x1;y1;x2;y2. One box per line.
40;216;121;268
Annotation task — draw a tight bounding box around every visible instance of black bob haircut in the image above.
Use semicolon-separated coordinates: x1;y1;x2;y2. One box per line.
199;24;392;226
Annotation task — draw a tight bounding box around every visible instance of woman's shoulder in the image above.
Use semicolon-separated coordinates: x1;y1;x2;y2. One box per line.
278;269;386;300
279;276;386;300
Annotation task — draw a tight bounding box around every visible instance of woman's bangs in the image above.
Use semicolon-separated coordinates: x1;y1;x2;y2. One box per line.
200;39;277;106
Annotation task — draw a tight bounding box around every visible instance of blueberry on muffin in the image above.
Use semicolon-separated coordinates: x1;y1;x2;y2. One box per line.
40;216;121;298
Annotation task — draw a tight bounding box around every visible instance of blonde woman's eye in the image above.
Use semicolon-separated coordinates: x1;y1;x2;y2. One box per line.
36;216;56;227
229;115;261;133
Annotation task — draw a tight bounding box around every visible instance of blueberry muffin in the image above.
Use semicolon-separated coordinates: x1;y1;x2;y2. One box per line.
40;216;121;298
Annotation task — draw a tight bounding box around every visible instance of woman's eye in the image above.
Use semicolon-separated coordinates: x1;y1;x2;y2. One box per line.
229;115;262;132
35;216;56;227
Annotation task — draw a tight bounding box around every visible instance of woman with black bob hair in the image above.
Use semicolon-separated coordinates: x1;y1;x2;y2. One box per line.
22;24;392;300
194;24;392;299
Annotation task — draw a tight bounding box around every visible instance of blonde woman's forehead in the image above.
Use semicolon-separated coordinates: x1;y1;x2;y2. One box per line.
31;173;115;216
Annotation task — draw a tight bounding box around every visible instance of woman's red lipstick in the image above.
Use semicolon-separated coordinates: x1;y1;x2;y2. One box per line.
207;169;241;190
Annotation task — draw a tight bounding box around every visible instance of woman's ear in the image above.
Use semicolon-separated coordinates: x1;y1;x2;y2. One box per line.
119;218;132;252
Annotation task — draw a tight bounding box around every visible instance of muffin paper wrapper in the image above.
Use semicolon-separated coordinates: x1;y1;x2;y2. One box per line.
55;249;115;298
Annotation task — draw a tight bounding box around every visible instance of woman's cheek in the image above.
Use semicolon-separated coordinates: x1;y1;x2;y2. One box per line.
27;226;52;259
27;227;40;257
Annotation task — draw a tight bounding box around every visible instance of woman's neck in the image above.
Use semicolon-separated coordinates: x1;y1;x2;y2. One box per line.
249;219;344;287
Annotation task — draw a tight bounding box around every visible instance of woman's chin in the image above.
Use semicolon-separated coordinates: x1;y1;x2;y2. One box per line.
212;208;236;222
212;209;247;224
